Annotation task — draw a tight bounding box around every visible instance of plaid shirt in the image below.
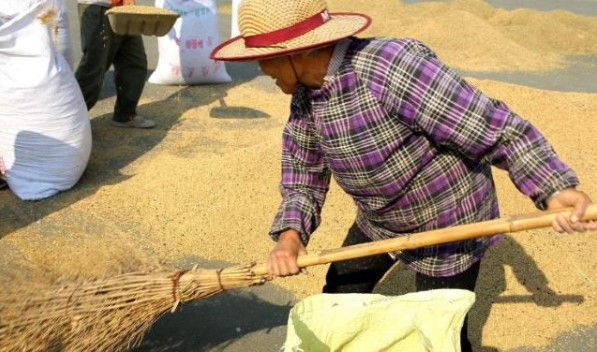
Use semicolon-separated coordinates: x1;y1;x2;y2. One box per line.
270;37;578;277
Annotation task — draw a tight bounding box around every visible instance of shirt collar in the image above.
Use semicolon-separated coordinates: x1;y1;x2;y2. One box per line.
307;38;351;100
323;38;351;83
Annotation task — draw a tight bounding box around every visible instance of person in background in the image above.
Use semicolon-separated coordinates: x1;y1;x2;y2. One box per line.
75;0;155;128
211;0;597;350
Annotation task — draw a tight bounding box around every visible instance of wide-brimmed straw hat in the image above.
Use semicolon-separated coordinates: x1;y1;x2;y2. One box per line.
210;0;371;62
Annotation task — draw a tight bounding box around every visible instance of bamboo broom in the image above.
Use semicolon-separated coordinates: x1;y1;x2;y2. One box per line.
0;205;595;352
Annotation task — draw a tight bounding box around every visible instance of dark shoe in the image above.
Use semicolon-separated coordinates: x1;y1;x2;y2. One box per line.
110;115;156;129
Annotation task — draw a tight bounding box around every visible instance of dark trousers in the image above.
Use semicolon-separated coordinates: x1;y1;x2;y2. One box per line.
323;223;480;352
74;4;147;122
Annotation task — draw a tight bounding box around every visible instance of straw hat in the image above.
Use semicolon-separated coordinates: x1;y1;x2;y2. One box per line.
210;0;371;62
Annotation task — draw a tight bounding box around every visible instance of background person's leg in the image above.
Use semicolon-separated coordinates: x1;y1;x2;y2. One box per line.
74;4;112;111
111;35;148;123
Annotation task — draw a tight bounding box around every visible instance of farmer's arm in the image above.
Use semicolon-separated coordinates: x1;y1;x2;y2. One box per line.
382;39;593;231
267;107;331;276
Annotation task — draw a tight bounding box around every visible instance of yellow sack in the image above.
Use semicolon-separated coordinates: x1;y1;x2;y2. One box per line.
283;289;475;352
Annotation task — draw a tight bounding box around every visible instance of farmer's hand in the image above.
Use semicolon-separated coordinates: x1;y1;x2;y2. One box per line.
267;229;307;277
546;188;597;233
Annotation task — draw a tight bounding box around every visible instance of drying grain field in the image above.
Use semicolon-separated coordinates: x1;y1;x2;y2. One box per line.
1;1;596;351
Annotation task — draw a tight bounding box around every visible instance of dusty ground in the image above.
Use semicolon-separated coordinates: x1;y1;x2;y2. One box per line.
1;0;596;351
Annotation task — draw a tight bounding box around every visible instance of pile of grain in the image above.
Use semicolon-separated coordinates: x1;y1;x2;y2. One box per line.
1;1;596;351
330;0;597;71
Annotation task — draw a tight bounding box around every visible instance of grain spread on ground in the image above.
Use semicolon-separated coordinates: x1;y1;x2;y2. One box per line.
1;1;596;351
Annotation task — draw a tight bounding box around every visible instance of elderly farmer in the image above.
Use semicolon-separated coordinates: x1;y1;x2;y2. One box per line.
211;0;596;350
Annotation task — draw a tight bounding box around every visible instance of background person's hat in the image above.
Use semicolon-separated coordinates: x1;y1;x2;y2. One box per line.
210;0;371;62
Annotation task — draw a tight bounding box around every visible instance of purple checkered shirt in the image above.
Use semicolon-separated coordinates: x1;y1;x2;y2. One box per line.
269;37;578;277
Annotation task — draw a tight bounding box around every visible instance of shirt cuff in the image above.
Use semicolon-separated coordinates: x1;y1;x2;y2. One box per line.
535;183;575;210
269;225;309;246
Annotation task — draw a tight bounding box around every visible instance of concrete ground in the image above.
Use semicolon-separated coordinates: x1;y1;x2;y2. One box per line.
60;1;596;351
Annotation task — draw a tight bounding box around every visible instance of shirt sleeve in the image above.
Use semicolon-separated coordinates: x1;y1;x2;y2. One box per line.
380;39;578;208
269;101;331;245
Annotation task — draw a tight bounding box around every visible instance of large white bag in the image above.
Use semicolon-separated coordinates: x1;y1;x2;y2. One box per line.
0;0;73;68
230;0;240;38
148;0;232;85
50;0;74;69
283;289;475;352
0;0;92;201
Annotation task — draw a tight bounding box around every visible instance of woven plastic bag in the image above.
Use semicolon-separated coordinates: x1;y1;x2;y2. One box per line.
148;0;231;85
283;289;475;352
0;0;73;68
0;0;91;200
230;0;240;38
50;0;74;69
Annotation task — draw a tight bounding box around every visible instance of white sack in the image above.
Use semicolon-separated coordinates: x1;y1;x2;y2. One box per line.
149;0;232;85
230;0;240;38
0;0;74;68
0;0;92;201
51;0;74;69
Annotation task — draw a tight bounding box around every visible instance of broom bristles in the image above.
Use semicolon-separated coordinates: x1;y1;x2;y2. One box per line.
0;263;269;352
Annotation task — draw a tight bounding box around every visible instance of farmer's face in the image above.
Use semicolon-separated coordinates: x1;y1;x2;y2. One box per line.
258;56;299;95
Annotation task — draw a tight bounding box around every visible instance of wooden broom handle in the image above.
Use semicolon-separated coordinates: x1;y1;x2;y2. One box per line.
251;204;597;276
